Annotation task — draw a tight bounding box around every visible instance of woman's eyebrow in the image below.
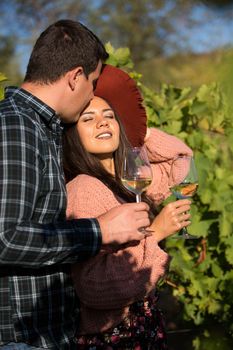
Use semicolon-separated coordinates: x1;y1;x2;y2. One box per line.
103;108;113;112
80;111;95;116
81;108;113;116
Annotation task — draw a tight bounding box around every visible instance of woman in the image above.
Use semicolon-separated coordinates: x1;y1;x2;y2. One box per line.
63;66;192;349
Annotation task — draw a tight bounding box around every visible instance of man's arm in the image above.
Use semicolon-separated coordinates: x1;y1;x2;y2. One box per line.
0;112;101;267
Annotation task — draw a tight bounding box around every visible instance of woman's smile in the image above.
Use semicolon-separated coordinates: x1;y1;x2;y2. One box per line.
95;131;113;139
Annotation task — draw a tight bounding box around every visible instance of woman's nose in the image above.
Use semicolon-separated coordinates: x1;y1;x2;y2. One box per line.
96;117;109;128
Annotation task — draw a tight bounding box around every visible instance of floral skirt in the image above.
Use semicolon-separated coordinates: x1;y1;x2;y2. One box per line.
75;293;168;350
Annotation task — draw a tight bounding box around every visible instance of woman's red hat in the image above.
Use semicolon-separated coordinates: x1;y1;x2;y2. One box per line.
94;64;147;146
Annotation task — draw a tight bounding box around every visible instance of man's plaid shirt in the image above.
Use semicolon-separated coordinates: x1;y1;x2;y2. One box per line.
0;87;101;349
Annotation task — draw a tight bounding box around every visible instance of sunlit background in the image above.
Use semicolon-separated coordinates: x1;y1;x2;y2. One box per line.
1;0;233;89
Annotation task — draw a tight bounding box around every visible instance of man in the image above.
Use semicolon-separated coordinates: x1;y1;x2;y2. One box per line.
0;20;150;349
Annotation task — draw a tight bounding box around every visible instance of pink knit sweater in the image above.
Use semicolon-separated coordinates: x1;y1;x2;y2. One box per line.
66;128;192;334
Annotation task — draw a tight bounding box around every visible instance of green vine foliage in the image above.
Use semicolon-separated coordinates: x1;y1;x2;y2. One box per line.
106;44;233;340
0;73;7;100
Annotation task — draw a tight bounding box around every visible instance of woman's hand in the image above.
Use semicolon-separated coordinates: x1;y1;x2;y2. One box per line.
150;199;191;242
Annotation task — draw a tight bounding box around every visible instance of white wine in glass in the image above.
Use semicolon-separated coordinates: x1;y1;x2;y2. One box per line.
121;146;153;203
169;155;199;239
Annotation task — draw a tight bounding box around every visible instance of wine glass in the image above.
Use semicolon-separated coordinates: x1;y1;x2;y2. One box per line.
121;146;153;203
169;155;199;239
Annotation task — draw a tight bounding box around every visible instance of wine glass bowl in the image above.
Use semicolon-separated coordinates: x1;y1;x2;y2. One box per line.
169;155;199;239
171;182;198;199
121;146;153;203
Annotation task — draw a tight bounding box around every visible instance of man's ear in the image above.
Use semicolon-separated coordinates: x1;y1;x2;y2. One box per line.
68;67;83;91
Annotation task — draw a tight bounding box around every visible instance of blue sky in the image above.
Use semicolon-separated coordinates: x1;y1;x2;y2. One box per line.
173;4;233;53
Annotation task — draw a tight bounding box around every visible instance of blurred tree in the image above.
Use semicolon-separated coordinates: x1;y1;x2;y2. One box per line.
1;0;233;65
11;0;88;35
200;0;233;8
0;35;15;69
0;34;22;84
0;0;233;85
88;0;181;62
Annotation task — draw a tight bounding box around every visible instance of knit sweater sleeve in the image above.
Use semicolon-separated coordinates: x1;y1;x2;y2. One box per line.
66;174;169;308
145;128;193;204
66;174;117;219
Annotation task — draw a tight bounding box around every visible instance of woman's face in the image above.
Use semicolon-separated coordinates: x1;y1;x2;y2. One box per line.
77;96;120;158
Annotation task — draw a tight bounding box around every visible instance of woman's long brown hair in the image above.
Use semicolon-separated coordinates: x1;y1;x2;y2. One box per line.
62;107;158;216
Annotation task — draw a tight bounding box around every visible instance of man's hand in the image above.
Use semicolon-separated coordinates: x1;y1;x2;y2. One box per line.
97;202;150;246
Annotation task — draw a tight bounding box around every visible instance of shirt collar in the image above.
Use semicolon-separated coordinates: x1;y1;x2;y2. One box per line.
5;86;60;127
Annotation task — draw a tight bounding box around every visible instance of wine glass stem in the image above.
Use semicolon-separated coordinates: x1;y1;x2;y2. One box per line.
136;193;141;203
181;226;189;237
